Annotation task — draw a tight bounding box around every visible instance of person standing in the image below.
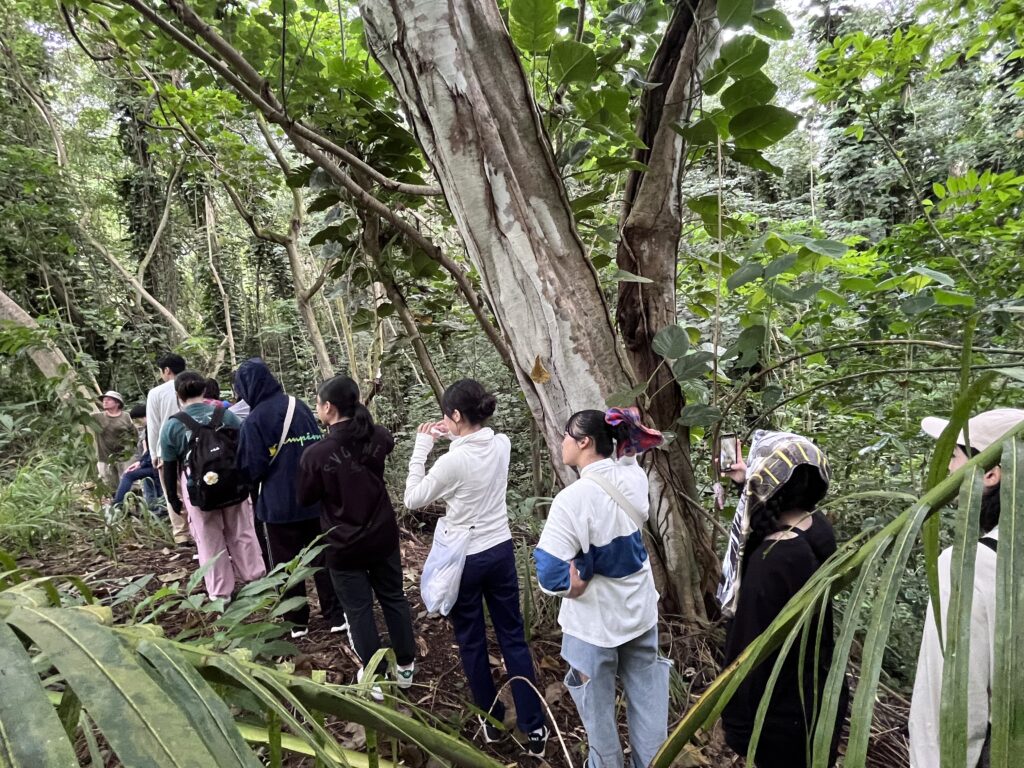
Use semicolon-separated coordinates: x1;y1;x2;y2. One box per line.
534;407;669;768
909;409;1024;768
234;358;345;637
147;353;189;545
91;390;135;492
720;436;846;768
405;379;548;755
298;375;416;692
159;371;265;601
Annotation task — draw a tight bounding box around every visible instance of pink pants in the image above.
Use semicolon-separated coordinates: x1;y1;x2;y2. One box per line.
180;476;266;599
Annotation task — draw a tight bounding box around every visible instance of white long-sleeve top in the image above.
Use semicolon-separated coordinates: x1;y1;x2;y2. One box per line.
909;528;997;768
146;379;180;464
404;428;513;556
534;456;659;648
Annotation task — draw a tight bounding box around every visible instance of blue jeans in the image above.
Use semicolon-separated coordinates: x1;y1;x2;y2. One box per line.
113;466;160;507
448;539;545;733
562;626;672;768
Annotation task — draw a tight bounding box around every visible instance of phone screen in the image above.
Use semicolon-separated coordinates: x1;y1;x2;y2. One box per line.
719;434;738;469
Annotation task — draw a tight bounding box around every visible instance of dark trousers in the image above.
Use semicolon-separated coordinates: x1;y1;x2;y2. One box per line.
330;548;416;669
448;539;545;733
264;516;344;628
113;466;160;506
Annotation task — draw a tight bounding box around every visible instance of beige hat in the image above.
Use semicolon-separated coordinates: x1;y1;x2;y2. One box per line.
100;390;125;406
921;408;1024;452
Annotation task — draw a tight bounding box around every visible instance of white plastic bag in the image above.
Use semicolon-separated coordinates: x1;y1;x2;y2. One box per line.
420;520;471;616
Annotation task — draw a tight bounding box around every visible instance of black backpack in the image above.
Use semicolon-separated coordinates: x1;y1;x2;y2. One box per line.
171;407;249;511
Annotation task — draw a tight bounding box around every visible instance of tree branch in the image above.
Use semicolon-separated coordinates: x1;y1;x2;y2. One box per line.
135;159;183;303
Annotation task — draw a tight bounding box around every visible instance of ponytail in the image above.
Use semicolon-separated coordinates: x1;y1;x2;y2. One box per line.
317;375;374;444
565;406;665;458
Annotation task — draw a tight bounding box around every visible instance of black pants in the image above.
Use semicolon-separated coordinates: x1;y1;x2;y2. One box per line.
264;516;344;628
330;548;416;669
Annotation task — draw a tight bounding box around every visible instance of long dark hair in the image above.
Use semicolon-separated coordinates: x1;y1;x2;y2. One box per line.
745;464;828;562
318;375;374;444
565;410;631;458
441;379;497;425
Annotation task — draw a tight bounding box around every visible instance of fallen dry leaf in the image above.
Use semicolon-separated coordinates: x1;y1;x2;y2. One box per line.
530;355;551;384
157;568;188;583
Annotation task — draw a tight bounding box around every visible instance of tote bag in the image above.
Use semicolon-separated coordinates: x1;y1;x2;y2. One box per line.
420;519;472;616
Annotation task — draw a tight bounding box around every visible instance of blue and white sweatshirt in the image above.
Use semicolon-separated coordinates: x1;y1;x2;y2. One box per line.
534;456;659;648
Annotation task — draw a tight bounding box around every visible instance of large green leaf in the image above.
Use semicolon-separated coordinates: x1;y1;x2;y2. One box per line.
939;466;984;768
729;105;800;149
652;325;691;359
703;35;770;94
992;437;1024;767
0;622;78;767
550;40;597;85
720;72;778;114
4;606;224;767
509;0;557;53
718;0;754;30
751;8;794;40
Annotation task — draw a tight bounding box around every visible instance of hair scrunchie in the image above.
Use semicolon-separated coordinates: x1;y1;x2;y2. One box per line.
605;406;664;457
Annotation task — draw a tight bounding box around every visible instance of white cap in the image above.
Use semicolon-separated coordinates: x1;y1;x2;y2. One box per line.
921;408;1024;452
100;390;125;406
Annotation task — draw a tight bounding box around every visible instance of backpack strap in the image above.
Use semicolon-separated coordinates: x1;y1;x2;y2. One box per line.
584;473;646;531
270;396;296;464
209;405;226;429
980;536;998;554
171;411;203;432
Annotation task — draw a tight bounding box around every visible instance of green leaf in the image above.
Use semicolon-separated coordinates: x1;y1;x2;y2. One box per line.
727;261;764;291
839;276;876;292
509;0;557;52
901;292;936;315
652;325;691;359
934;289;975;307
728;147;784;175
751;8;794;40
817;287;848;307
613;269;653;283
671;352;716;381
677;404;723;427
720;72;778;114
606;383;648;408
703;35;770;94
673;118;719;145
991;437;1024;766
306;191;340;214
0;622;78;766
729;105;800;149
932;182;946;199
783;234;849;258
604;1;646;27
763;253;798;279
550;40;598;85
909;265;956;286
718;0;754;30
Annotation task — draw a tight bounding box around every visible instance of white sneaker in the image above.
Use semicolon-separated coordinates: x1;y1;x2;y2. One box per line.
395;662;415;689
290;627;309;639
356;667;384;702
330;621;349;633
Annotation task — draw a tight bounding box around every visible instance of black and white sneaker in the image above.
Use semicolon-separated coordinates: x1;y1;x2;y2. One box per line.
477;716;503;744
525;725;549;757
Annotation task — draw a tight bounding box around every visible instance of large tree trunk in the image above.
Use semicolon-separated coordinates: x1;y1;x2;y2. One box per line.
360;0;709;620
616;0;722;603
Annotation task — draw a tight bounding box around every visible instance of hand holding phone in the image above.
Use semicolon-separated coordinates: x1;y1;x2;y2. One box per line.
719;433;739;471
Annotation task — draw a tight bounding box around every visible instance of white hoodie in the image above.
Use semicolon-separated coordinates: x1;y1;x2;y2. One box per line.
404;428;513;556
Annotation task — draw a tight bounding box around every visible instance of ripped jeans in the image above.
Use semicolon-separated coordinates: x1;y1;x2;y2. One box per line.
562;626;672;768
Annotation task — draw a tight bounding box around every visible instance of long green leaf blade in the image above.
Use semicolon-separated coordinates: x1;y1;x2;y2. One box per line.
992;437;1024;766
4;606;222;768
0;623;77;767
939;466;984;768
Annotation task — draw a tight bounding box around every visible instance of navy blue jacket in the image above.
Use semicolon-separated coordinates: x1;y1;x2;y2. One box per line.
235;358;322;524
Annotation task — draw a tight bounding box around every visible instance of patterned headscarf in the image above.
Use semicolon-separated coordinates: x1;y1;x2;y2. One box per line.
716;430;830;617
605;407;665;457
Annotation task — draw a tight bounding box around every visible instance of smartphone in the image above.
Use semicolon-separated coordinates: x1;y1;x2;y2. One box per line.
719;433;739;470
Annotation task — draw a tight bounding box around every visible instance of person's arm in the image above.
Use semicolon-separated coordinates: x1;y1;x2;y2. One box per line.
296;450;324;507
534;496;589;598
161;459;183;515
147;389;163;465
403;431;459;510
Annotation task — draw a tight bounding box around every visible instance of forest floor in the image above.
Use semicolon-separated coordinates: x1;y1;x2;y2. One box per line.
20;510;910;768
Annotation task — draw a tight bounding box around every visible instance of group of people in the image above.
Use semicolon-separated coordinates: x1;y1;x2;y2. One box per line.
90;354;1019;767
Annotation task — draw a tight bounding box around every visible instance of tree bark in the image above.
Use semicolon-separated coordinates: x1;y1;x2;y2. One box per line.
203;194;237;369
0;286;98;397
616;0;722;605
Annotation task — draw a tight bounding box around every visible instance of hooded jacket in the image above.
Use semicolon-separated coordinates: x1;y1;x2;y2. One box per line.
235;358;322;524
